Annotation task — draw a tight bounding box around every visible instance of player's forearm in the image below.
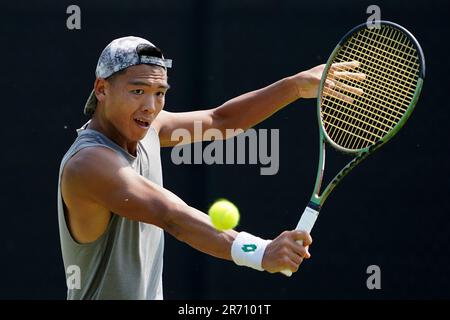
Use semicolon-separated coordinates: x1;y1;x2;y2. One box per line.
213;76;302;133
163;202;238;260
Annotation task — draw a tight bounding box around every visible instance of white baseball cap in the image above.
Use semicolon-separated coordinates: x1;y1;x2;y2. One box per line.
84;36;172;116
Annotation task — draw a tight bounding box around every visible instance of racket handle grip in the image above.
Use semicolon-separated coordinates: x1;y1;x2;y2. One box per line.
281;206;319;277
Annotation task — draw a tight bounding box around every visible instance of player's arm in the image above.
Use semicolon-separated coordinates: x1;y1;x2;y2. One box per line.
153;63;364;147
62;146;311;272
154;73;304;147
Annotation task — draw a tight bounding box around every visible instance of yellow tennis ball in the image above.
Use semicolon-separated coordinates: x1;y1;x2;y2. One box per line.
208;199;240;231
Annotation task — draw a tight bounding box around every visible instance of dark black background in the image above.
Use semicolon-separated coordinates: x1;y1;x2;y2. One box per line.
1;0;449;299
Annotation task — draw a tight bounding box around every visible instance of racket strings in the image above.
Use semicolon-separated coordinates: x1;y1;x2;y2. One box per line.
345;37;418;104
329;28;416;148
326;27;418;149
321;25;420;150
327;55;408;123
355;34;418;78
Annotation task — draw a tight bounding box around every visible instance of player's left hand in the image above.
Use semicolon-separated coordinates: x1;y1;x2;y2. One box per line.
293;61;366;102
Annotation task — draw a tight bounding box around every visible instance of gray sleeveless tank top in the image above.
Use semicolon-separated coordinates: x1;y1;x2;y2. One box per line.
57;123;164;300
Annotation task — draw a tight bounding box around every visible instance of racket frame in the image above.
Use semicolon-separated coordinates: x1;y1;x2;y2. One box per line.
310;20;425;209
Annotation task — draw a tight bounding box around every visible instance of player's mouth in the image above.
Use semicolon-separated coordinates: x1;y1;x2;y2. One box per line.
133;117;150;129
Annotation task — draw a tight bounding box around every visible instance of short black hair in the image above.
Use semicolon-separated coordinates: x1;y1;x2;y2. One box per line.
136;44;164;59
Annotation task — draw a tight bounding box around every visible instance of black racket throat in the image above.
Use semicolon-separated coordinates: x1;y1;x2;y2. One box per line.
307;201;321;212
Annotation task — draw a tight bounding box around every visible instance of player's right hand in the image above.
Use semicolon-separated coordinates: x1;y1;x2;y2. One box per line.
261;230;312;274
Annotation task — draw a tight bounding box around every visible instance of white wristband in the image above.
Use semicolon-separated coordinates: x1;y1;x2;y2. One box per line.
231;232;271;271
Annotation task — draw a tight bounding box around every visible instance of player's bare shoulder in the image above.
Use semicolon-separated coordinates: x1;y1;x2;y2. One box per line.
62;147;125;197
61;146;125;243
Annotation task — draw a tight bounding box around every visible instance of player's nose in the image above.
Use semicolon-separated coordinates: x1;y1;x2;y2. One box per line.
141;97;157;114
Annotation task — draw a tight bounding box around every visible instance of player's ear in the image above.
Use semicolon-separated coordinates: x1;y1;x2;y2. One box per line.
94;78;107;102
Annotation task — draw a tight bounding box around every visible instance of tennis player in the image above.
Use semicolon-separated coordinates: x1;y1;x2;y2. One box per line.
57;36;362;299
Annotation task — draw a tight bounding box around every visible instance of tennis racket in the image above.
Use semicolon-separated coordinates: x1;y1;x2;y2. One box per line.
282;21;425;276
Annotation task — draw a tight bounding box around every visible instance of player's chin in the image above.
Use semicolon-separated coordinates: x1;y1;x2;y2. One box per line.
129;128;148;142
135;130;149;141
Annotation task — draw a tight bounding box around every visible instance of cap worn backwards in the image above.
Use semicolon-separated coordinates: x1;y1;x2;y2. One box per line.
84;36;172;116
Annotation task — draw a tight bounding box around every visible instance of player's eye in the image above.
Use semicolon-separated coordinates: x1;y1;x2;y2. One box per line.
156;91;166;97
131;89;144;95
